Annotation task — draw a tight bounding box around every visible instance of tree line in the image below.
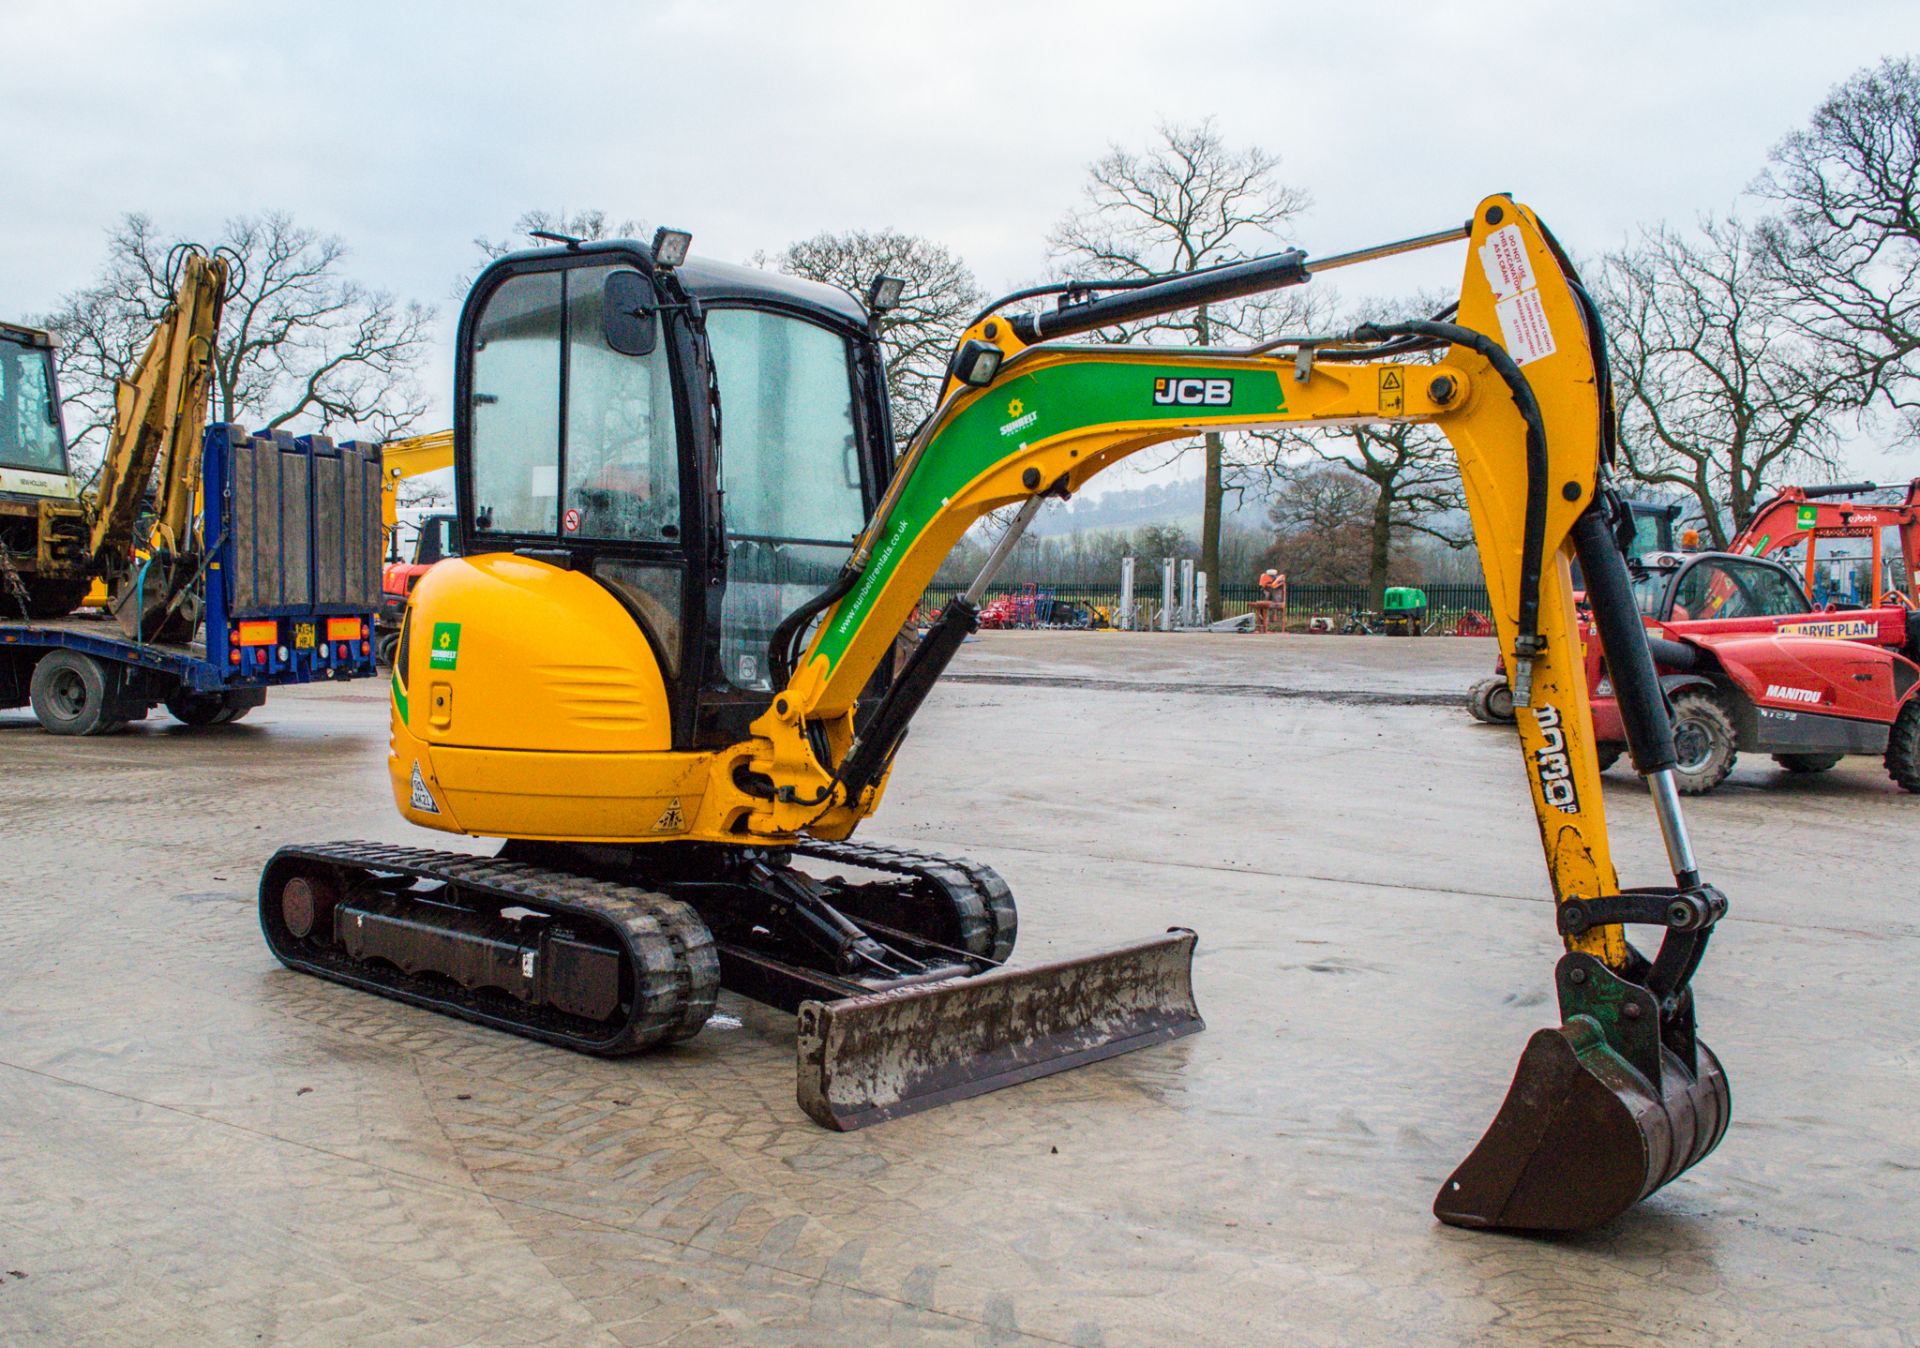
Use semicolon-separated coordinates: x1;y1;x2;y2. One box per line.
38;56;1918;612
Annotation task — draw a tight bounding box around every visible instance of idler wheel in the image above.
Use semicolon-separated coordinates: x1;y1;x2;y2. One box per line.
281;873;339;940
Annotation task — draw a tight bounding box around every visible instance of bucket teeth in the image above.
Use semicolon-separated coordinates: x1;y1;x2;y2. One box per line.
797;929;1203;1130
1435;1017;1730;1231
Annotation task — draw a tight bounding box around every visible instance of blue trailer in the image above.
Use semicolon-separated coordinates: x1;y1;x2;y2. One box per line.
0;425;382;734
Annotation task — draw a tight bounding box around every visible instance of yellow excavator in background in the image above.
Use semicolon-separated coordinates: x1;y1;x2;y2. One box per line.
0;250;228;635
373;429;455;661
87;250;229;640
260;198;1732;1233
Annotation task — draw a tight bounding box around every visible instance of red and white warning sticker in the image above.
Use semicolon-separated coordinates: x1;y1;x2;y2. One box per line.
1495;289;1557;365
1478;224;1536;301
563;507;582;533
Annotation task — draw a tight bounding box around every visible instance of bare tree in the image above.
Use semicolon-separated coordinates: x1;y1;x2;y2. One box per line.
761;230;985;426
1263;465;1375;585
1757;56;1920;441
1250;296;1467;603
45;213;431;475
1598;216;1849;545
1048;119;1313;614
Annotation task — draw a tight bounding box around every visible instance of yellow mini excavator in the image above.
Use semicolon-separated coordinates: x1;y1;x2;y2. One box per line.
262;199;1732;1232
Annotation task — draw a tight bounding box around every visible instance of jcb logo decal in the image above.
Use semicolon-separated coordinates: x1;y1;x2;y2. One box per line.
1153;377;1234;406
1531;703;1581;815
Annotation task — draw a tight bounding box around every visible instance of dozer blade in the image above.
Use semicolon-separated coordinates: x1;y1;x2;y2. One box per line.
1435;1015;1730;1232
796;929;1202;1130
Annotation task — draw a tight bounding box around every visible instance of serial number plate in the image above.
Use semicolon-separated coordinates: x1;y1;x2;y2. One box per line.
294;622;317;650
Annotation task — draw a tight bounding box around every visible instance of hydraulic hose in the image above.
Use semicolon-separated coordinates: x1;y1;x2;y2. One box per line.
1353;319;1550;702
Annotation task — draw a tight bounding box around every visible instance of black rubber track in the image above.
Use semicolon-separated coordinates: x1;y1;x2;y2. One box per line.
260;842;719;1055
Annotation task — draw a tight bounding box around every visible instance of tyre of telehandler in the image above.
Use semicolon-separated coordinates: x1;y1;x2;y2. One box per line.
1886;699;1920;793
1773;752;1842;774
1467;675;1514;725
1482;679;1515;724
29;650;126;736
1594;742;1625;773
1669;689;1737;794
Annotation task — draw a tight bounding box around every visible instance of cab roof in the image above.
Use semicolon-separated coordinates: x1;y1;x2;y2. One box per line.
673;257;869;328
0;321;55;348
483;240;871;333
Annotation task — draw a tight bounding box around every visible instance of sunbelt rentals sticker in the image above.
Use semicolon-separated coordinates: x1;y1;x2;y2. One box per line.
430;622;461;670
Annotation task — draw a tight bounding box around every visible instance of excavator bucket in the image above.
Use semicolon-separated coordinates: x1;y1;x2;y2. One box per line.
797;929;1202;1130
1435;957;1731;1231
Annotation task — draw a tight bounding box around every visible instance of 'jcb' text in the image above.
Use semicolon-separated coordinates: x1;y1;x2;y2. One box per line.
1153;377;1234;406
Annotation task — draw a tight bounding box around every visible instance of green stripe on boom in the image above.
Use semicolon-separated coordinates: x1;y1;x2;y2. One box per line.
811;360;1286;674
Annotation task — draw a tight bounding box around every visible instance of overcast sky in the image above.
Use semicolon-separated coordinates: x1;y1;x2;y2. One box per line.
6;1;1917;481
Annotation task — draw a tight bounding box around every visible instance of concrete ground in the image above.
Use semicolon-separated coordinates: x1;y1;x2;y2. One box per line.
2;632;1914;1345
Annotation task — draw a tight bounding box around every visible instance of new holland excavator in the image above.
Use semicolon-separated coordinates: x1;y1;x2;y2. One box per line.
261;197;1732;1233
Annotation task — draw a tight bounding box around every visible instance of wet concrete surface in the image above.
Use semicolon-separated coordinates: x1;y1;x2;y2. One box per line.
1;632;1914;1344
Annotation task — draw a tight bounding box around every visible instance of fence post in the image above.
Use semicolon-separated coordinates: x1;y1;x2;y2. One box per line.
1160;558;1175;632
1195;571;1208;627
1119;556;1135;631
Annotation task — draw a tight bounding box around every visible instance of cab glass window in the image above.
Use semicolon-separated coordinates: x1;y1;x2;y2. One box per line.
706;308;866;689
0;335;67;475
468;265;680;543
470;272;562;534
1670;558;1809;621
564;270;680;542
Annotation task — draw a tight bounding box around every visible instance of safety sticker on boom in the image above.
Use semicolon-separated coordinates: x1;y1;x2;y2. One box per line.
1530;704;1580;814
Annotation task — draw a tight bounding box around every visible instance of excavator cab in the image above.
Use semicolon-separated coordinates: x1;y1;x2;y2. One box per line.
453;246;897;742
0;321;90;617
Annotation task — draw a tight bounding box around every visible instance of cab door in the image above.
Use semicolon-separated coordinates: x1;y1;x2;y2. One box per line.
695;304;886;742
456;255;703;745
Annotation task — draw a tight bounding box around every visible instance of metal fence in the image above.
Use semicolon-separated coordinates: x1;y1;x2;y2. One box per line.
918;580;1494;630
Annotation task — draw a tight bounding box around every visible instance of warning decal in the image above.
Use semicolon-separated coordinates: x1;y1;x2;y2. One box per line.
1495;289;1558;366
1379;367;1404;414
1479;224;1537;300
409;761;441;814
653;799;687;832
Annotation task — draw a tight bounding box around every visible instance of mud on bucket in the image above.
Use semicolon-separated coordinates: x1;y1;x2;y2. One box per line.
1435;952;1730;1232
